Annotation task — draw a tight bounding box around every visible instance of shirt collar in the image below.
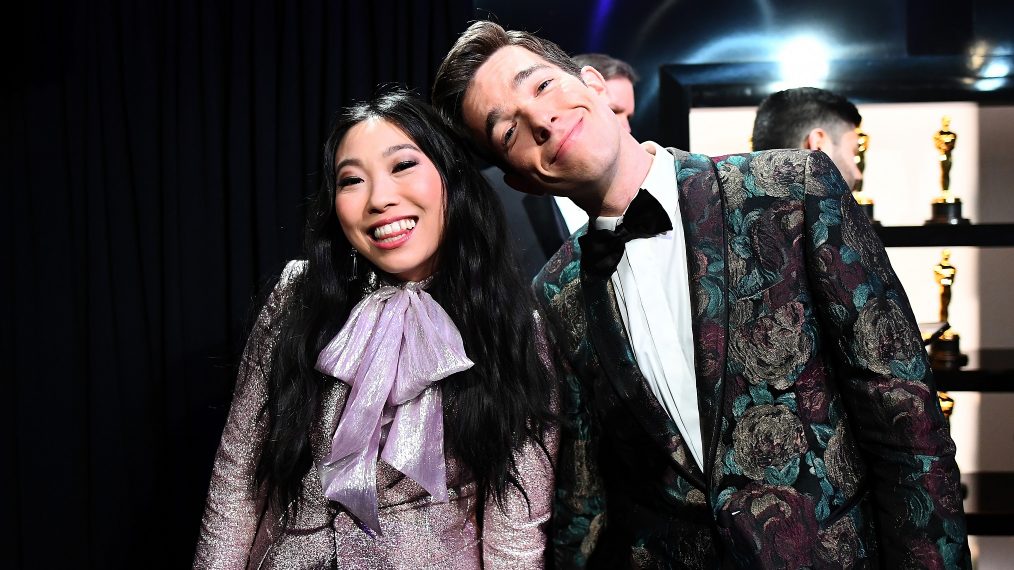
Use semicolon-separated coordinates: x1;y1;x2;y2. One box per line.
593;141;677;231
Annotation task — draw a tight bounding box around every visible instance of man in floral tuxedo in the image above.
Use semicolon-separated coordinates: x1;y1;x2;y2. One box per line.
433;21;970;569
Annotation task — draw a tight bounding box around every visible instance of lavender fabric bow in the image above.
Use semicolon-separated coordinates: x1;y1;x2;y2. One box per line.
315;280;473;534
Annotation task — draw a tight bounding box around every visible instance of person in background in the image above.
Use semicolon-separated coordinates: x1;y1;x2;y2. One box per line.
751;86;864;191
194;90;557;568
488;52;640;279
573;53;638;133
433;21;969;569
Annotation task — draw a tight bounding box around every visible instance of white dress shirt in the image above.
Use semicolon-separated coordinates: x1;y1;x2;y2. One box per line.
553;195;589;235
591;142;704;469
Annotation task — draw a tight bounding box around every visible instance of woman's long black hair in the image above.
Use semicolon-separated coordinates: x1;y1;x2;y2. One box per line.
254;89;556;521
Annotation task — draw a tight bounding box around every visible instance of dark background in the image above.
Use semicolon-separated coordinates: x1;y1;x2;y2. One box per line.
5;1;1012;567
4;1;471;566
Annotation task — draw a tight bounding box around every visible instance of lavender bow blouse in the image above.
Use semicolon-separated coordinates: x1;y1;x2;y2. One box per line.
193;260;558;569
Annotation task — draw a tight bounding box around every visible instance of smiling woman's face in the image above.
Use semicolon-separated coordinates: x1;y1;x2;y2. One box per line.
333;118;445;282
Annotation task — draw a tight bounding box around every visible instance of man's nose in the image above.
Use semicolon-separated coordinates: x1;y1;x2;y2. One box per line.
520;101;557;144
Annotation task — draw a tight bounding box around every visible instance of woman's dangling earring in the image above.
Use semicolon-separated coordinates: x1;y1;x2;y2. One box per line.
349;248;359;282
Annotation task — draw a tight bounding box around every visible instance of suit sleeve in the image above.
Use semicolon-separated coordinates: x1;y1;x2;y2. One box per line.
533;288;608;570
801;151;970;568
193;261;301;569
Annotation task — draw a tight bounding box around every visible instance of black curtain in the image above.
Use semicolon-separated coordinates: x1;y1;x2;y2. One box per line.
3;1;472;567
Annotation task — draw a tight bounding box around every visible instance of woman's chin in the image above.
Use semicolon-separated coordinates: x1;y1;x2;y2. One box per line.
369;258;436;284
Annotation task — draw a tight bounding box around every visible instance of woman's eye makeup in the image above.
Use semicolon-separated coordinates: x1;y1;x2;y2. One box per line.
335;153;420;187
337;175;362;188
393;160;417;173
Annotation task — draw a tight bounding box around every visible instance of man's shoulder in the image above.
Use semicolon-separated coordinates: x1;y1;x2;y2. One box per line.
665;147;717;169
668;147;826;203
666;147;811;170
718;148;844;199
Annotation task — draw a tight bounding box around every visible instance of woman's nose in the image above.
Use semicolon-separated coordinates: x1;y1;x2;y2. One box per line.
367;178;400;212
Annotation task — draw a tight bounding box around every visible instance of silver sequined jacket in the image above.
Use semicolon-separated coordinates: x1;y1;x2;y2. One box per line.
194;261;558;569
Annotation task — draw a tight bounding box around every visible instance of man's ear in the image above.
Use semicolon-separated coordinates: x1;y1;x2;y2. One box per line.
804;128;829;151
579;65;608;96
503;171;546;196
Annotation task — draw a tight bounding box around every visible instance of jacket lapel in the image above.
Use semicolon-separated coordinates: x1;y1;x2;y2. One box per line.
670;149;730;488
580;262;708;490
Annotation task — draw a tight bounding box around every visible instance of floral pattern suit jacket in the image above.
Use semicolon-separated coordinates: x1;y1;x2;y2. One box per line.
535;149;970;569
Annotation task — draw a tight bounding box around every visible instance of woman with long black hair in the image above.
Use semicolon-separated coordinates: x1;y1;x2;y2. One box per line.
194;90;557;568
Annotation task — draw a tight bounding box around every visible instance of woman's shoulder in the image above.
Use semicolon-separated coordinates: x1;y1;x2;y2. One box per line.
257;259;307;321
271;259;308;298
280;259;307;286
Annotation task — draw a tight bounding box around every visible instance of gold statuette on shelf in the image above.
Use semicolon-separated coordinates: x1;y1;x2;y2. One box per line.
852;127;879;224
938;390;955;422
928;249;968;371
926;117;970;225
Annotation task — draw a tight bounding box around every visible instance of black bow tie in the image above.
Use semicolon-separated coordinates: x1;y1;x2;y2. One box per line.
579;189;673;278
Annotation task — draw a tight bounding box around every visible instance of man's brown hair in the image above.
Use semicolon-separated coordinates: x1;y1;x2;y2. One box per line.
431;20;581;156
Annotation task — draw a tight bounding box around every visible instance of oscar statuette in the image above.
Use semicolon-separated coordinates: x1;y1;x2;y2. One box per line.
938;390;955;423
852;128;879;224
926;117;970;225
928;249;968;371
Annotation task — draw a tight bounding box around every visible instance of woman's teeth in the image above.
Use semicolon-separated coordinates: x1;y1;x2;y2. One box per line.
372;218;416;240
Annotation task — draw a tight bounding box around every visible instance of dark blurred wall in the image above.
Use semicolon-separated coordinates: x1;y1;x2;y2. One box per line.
3;1;471;567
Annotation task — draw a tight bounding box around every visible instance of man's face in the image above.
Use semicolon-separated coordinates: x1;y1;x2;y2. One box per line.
604;77;635;132
461;46;624;197
822;127;863;191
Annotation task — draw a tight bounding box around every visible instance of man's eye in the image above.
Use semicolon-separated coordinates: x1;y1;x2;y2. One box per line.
502;125;516;148
393;160;417;173
537;79;552;93
337;176;362;188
